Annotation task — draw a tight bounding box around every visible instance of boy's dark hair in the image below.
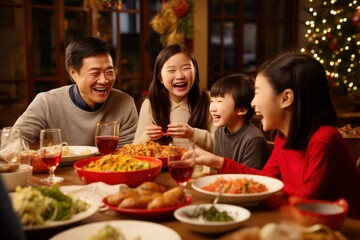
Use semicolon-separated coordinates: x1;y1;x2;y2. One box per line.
210;73;255;121
65;37;117;80
259;52;337;149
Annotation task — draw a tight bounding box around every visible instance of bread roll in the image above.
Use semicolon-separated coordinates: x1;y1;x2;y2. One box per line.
136;181;166;193
106;189;138;206
119;191;162;209
147;187;185;210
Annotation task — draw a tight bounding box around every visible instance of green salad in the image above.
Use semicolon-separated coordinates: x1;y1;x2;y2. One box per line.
11;185;89;226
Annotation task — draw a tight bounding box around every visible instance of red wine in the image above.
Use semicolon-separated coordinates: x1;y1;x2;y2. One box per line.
41;154;61;168
96;136;119;155
168;161;194;185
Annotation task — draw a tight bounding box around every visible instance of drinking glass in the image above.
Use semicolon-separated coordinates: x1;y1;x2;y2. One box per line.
0;127;23;172
39;128;64;183
167;143;195;191
95;121;120;155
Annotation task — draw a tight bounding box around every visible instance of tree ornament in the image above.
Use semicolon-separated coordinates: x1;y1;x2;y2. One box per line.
171;0;190;17
351;8;360;27
329;38;338;52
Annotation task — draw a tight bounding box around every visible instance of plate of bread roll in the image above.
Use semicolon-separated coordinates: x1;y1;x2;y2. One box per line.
103;182;192;220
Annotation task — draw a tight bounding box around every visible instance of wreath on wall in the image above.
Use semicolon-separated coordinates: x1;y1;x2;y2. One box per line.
150;0;194;47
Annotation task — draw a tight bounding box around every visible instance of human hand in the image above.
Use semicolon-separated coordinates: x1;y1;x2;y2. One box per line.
181;146;224;170
145;124;164;141
167;123;194;139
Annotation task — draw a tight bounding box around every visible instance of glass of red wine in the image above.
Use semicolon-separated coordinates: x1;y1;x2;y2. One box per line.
167;143;195;192
39;128;65;183
95;121;120;155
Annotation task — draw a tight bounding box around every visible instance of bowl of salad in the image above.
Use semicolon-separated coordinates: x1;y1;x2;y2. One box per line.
74;155;162;187
174;203;251;234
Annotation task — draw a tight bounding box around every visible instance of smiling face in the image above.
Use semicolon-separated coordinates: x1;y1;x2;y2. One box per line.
160;53;195;103
210;94;245;133
251;73;290;134
70;54;115;109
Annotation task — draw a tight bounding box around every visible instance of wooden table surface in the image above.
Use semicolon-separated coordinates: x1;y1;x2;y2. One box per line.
25;166;360;240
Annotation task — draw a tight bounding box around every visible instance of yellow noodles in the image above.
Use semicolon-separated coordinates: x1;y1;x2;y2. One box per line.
83;154;153;172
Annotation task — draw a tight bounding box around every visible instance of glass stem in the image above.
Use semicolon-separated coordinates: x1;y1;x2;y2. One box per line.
49;166;56;178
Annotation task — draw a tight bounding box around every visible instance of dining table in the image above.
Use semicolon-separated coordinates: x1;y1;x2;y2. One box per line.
25;165;360;240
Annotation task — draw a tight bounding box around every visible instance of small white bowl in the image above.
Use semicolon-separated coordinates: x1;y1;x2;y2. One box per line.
192;174;284;206
1;164;33;192
174;203;251;234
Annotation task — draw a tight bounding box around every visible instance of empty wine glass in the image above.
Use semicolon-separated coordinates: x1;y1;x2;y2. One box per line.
167;143;195;191
39;128;65;183
95;121;120;155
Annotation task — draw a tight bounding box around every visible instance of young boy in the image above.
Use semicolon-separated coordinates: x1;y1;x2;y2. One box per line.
210;73;268;169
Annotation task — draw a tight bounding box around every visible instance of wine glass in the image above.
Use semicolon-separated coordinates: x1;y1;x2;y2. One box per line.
167;143;195;192
39;128;64;183
95;121;120;155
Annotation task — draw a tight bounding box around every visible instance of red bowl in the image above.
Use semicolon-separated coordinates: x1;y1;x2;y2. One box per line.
159;146;186;168
120;146;186;169
290;196;348;230
148;154;183;169
74;156;162;187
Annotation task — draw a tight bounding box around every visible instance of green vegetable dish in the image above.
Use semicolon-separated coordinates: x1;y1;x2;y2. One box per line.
184;205;235;222
11;185;89;226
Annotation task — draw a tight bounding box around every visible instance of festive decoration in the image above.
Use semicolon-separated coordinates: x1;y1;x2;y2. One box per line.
83;0;124;11
301;1;360;95
352;7;360;27
150;0;194;46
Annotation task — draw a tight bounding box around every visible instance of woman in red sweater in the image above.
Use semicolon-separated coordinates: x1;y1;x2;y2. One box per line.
183;52;360;219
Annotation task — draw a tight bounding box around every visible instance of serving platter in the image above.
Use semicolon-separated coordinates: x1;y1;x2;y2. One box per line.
102;195;192;220
192;174;284;207
60;146;98;166
49;220;181;240
12;196;98;231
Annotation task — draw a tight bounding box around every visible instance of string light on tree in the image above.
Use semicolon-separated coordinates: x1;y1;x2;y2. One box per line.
301;0;360;95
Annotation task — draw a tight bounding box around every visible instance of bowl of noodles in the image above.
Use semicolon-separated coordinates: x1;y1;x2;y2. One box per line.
117;140;187;168
192;174;284;207
74;155;162;187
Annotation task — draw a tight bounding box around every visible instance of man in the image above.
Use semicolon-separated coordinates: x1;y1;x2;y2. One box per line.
14;37;138;148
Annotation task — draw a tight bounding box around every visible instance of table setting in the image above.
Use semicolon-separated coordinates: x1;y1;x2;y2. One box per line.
24;165;360;240
1;123;360;240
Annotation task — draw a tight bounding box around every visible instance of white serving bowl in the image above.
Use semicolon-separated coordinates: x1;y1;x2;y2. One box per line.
1;164;33;191
174;203;251;234
192;174;284;207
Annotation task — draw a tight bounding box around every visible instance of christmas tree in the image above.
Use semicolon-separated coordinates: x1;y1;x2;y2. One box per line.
301;0;360;95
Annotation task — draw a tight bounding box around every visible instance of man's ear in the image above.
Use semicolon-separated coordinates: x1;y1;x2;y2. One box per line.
69;67;77;83
281;89;294;108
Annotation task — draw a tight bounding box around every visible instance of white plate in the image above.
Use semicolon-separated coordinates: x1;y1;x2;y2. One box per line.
61;146;98;166
192;174;284;207
11;194;98;231
49;220;181;240
174;203;251;234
